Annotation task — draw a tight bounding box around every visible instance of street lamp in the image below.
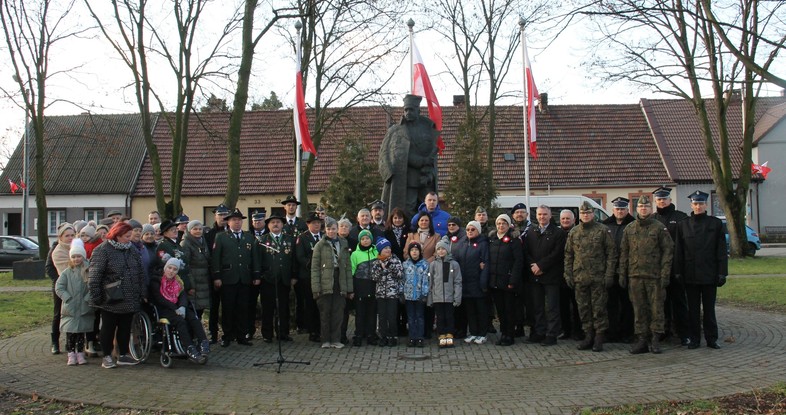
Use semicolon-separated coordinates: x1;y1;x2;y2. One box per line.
12;75;29;237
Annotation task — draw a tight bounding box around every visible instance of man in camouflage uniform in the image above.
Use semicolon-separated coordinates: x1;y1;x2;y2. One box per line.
618;196;674;354
564;201;617;352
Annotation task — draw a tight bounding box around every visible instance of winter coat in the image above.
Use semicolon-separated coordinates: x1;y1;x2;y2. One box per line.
310;237;353;295
149;274;188;312
404;231;440;262
56;262;94;333
155;238;190;291
441;229;466;255
351;245;378;299
258;232;296;286
487;231;524;292
653;203;688;241
384;225;409;261
402;258;429;301
180;233;212;310
371;255;404;299
427;254;462;306
453;234;489;298
296;231;321;281
523;224;567;285
674;212;728;285
132;240;152;292
618;216;673;281
411;204;451;237
51;242;71;276
89;240;145;314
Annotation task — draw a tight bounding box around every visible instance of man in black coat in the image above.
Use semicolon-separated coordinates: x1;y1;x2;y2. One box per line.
674;191;728;350
258;214;297;342
295;212;323;342
282;195;308;239
652;186;690;346
523;206;567;346
205;203;230;343
602;197;636;343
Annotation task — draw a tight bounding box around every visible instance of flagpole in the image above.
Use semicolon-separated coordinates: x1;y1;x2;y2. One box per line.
519;19;531;210
295;21;303;217
407;18;414;92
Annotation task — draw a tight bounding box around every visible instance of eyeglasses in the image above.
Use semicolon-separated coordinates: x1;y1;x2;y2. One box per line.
465;228;477;232
448;223;458;227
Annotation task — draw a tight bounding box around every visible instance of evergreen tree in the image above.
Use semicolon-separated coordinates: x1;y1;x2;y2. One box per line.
320;135;381;219
443;115;498;222
251;91;283;110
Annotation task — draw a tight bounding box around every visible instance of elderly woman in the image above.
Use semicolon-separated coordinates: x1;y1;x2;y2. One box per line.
488;214;524;346
453;220;490;345
180;220;211;319
311;217;353;349
127;219;152;291
47;223;75;354
89;222;146;368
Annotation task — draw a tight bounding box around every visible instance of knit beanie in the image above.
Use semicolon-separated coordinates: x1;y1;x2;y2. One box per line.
127;219;143;230
58;223;74;238
436;240;450;252
69;244;87;258
187;220;203;232
73;220;88;233
142;224;155;236
165;257;182;270
375;237;391;252
447;216;462;227
466;221;482;233
81;226;96;238
496;214;512;225
358;229;373;242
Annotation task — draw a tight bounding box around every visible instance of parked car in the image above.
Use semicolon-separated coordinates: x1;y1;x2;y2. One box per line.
719;218;761;256
0;236;40;266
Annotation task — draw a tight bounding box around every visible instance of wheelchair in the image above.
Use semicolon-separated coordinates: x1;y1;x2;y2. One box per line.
129;302;207;368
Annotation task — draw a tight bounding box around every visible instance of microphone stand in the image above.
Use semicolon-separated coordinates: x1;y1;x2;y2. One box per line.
253;240;310;373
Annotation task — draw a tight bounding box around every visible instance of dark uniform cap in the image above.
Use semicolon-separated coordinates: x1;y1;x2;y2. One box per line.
265;213;286;225
510;202;527;214
305;211;322;223
638;195;652;206
281;195;301;205
368;200;386;211
212;204;231;215
159;220;177;233
175;214;190;224
579;201;594;212
475;206;487;214
403;94;422;109
653;187;672;199
225;208;247;220
611;197;630;209
251;211;266;221
688;190;709;203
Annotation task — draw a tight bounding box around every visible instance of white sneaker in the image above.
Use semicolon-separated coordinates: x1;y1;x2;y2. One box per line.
474;336;487;345
67;352;77;366
464;335;477;344
101;356;116;369
331;342;345;349
321;342;331;349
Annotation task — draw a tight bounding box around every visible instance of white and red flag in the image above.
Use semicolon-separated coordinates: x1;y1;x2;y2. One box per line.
411;40;444;154
8;179;18;194
752;161;772;179
523;33;539;158
294;43;316;156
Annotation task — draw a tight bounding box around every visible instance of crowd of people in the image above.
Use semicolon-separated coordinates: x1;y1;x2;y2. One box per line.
46;186;728;368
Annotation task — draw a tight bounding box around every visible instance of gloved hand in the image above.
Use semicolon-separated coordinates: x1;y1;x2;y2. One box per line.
674;274;683;284
313;292;321;300
175;306;186;317
605;277;614;289
717;275;727;287
618;276;627;289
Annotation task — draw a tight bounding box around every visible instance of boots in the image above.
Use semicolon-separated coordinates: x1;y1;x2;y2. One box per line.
577;330;595;350
630;335;649;354
592;332;605;352
200;339;211;355
650;332;662;354
51;333;61;355
66;352;77;366
86;341;99;357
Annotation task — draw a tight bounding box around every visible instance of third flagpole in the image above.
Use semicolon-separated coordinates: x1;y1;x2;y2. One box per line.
519;19;531;210
295;21;303;217
407;18;414;91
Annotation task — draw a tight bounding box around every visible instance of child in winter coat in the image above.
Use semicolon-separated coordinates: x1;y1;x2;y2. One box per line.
55;245;94;366
371;237;404;347
350;229;379;346
402;242;429;347
150;258;209;364
428;241;463;348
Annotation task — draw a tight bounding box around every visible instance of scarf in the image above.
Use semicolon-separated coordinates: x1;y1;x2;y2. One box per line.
160;275;183;304
418;229;430;243
392;225;404;241
108;239;133;250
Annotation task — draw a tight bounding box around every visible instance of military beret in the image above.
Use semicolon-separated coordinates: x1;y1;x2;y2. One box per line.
510;203;527;215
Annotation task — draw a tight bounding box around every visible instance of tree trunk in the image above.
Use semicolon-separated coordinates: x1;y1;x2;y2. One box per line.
33;114;49;259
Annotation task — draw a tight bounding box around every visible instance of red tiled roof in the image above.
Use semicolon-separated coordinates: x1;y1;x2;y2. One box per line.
641;96;786;182
133;103;671;197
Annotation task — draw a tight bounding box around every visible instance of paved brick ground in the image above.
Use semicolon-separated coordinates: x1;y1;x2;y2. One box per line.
1;306;785;414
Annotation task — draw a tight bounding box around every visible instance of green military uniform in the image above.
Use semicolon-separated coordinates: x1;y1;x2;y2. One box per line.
257;230;297;341
564;206;617;350
618;196;674;354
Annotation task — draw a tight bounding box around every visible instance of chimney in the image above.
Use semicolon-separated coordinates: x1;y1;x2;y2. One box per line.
453;95;466;106
538;92;548;112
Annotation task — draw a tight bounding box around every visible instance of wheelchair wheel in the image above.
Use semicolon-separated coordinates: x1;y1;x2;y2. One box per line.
160;352;173;368
129;311;152;362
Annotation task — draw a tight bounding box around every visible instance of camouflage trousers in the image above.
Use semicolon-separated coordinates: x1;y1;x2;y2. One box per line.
574;281;608;333
629;278;665;336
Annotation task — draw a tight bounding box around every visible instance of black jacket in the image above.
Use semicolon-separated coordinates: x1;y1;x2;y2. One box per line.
653;204;688;241
602;214;635;250
523;224;566;285
453;234;489;298
384;226;409;261
295;231;321;280
674;212;728;285
487;230;524;292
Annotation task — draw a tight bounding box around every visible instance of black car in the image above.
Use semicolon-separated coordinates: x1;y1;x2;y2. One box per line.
0;236;40;266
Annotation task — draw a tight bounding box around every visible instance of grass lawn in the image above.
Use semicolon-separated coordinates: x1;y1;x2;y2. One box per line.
0;271;50;288
728;256;786;275
717;276;786;312
0;292;51;339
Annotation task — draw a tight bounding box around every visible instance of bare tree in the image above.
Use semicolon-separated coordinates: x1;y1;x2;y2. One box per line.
86;0;241;217
287;0;410;212
581;0;785;257
1;0;88;258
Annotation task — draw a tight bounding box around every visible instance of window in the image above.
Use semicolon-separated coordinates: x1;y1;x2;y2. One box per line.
48;210;67;235
84;209;103;223
710;191;724;217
